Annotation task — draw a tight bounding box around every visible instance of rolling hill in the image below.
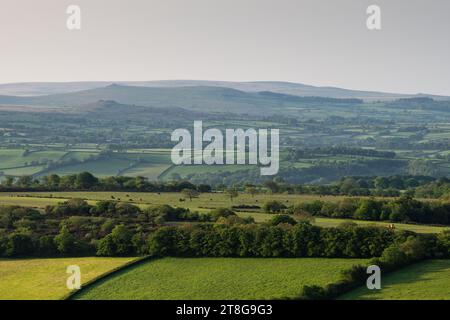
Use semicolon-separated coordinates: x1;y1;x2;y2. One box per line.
0;84;363;114
1;80;447;101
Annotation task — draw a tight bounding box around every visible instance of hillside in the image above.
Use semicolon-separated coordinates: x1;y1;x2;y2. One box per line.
1;80;447;101
0;84;363;114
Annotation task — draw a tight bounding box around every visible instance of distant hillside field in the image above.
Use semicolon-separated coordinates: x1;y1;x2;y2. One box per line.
72;257;367;300
340;260;450;300
0;148;172;179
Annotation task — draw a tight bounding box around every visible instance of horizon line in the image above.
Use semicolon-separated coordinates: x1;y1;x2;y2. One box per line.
0;79;448;97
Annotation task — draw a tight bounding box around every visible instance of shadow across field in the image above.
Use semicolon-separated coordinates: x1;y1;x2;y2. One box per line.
65;256;155;300
340;260;450;300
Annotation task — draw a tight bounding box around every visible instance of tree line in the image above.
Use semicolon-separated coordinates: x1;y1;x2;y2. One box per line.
1;197;449;263
287;147;396;161
0;171;211;193
0;201;246;257
264;195;450;225
1;171;449;200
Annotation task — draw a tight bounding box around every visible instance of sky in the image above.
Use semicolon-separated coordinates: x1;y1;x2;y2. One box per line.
0;0;449;95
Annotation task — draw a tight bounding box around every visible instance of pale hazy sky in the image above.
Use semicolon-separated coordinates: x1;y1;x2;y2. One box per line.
1;0;449;95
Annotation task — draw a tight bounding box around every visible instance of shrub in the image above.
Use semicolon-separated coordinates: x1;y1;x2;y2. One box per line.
210;208;236;220
5;233;34;257
263;201;287;214
54;225;76;254
269;214;297;226
299;285;328;300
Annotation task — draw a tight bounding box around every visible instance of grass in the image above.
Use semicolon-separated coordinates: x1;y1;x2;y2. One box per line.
60;151;100;161
0;148;66;170
121;163;171;180
236;212;447;234
0;149;24;168
1;165;46;176
73;257;367;300
41;159;132;177
0;257;136;300
161;164;255;180
0;191;350;210
313;217;446;234
34;150;173;179
340;260;450;300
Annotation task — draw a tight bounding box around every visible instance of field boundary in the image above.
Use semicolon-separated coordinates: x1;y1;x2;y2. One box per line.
157;163;176;180
336;259;450;300
62;255;157;300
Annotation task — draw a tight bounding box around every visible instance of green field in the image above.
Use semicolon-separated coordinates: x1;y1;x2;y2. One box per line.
73;258;367;300
0;149;66;169
340;260;450;300
1;165;46;176
0;192;351;212
160;164;256;180
237;212;446;234
121;163;172;180
41;158;133;177
60;151;100;161
0;191;361;208
0;257;136;300
0;148;175;179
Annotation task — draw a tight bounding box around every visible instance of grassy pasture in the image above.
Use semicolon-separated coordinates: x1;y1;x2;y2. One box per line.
0;191;349;209
60;151;100;161
1;165;46;176
73;257;367;300
121;163;172;180
236;212;446;234
41;159;132;177
340;260;450;300
0;257;136;300
313;217;446;234
33;150;173;179
160;164;255;180
0;149;66;168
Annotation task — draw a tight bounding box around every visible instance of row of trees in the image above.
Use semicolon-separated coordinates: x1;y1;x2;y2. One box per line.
286;147;396;161
258;176;445;197
43;199;234;223
145;223;396;258
0;172;212;193
2;206;449;259
286;196;450;225
0;202;249;258
2;171;449;200
146;223;450;259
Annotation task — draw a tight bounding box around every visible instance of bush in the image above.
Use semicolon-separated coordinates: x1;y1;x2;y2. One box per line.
96;225;134;256
38;235;57;256
210;208;236;220
269;214;297;226
299;285;328;300
263;201;287;214
5;233;34;257
54;225;76;254
96;234;116;256
437;230;450;258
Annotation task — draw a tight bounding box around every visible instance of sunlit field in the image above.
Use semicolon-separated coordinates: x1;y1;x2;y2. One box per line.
0;257;136;300
73;257;368;300
341;260;450;300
